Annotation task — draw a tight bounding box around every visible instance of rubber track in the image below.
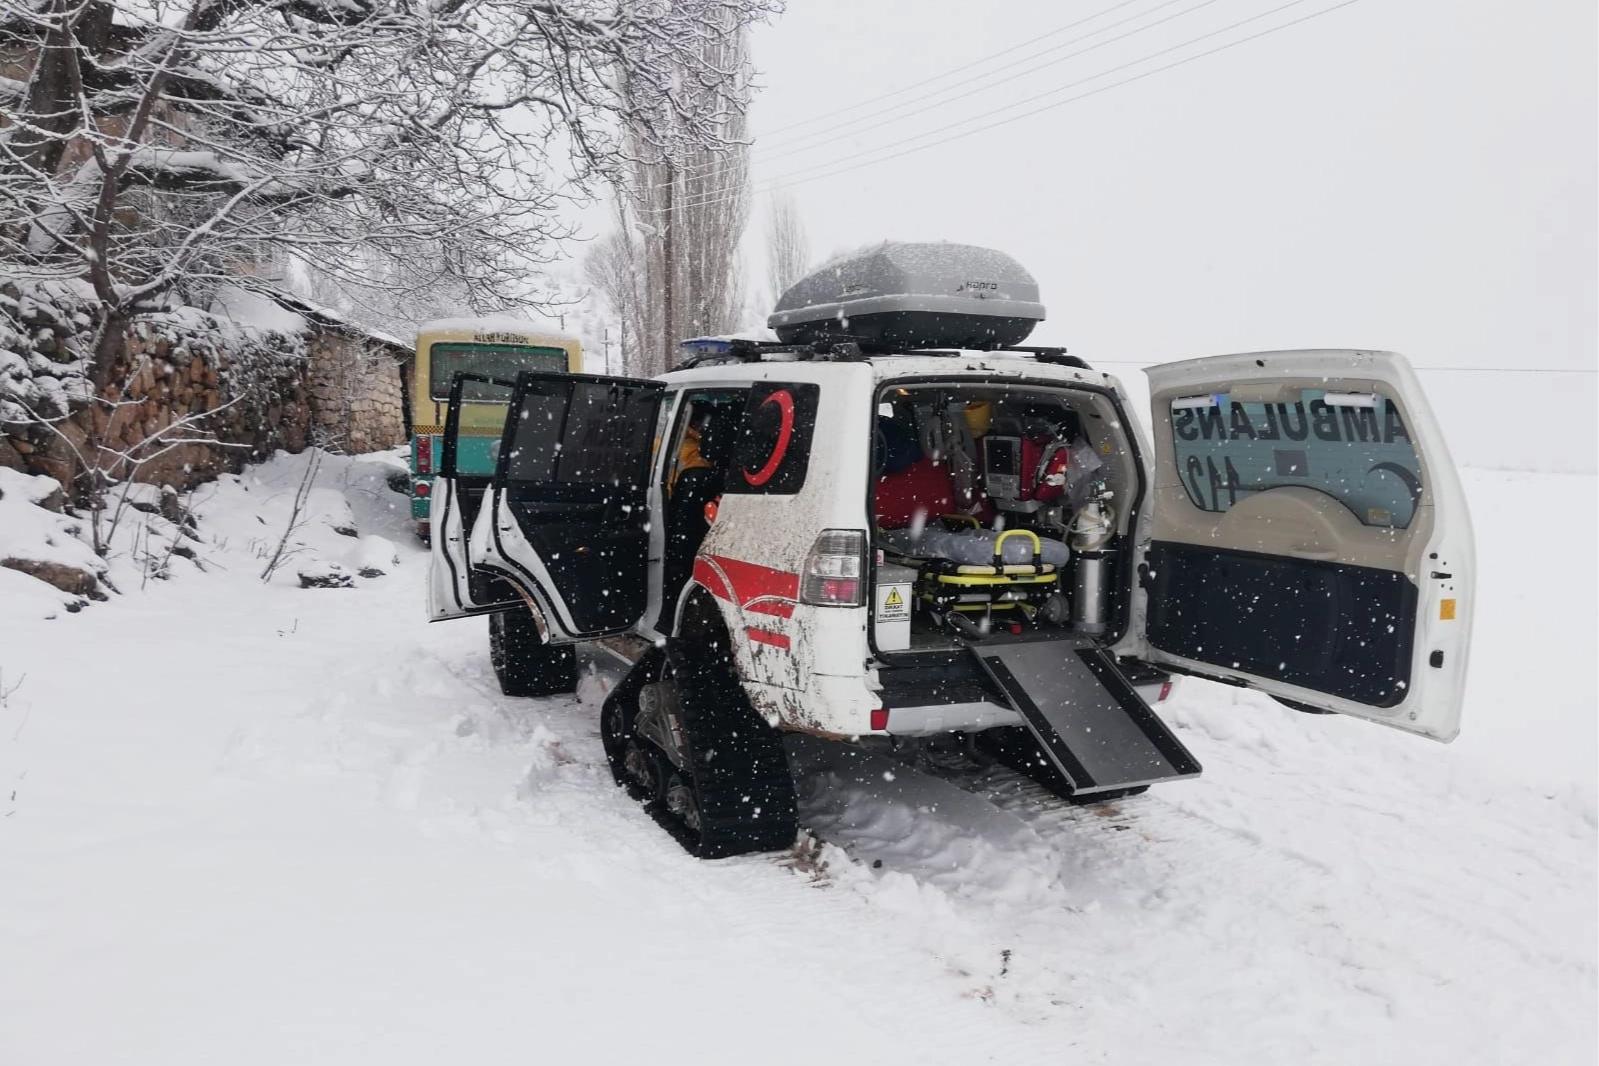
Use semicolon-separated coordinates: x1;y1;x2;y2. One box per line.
664;639;798;859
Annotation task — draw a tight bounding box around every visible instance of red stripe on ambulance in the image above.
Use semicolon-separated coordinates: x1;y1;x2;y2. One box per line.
745;628;792;649
694;555;799;620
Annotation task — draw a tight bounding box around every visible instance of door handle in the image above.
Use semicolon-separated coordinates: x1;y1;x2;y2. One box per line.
1288;545;1339;560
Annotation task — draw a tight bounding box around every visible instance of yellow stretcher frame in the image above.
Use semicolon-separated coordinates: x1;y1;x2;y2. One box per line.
885;526;1064;617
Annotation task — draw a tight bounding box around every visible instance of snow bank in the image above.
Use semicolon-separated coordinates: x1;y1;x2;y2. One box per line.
0;468;106;608
0;564;88;617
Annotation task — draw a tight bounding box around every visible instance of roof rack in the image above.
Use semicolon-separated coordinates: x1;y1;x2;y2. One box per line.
676;336;864;369
995;346;1094;371
675;337;1095;372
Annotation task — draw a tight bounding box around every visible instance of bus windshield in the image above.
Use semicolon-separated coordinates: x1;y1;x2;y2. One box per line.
429;343;568;402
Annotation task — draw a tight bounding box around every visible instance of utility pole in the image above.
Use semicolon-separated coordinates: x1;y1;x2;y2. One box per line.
661;162;675;379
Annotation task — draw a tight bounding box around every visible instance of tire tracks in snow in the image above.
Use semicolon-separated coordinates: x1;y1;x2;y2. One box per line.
786;732;1595;1062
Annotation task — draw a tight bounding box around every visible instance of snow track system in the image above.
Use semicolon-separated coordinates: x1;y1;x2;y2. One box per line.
602;642;798;859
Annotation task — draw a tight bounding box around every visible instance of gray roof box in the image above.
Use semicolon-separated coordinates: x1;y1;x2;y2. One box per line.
768;241;1044;351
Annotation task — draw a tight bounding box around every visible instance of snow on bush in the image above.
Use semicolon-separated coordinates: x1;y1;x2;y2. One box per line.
355;535;399;578
297;559;355;589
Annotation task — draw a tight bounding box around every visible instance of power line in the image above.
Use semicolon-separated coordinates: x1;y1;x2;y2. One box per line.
676;0;1362;212
753;0;1152;141
1087;360;1596;374
744;0;1228;171
662;0;1201;186
693;0;1345;207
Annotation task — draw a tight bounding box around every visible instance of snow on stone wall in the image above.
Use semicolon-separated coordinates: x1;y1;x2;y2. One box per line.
0;282;408;494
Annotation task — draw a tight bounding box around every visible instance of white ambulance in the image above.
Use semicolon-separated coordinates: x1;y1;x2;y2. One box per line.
428;242;1475;859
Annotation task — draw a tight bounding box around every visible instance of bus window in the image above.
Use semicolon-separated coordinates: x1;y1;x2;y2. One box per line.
409;323;581;542
429;343;568;402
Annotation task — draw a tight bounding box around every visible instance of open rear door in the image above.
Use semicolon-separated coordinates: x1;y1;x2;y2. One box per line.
471;371;664;643
1139;350;1473;740
428;373;521;620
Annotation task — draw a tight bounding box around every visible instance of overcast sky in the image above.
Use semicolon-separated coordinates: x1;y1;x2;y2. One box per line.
735;0;1596;470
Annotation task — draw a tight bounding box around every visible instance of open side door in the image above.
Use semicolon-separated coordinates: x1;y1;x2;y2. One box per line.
1139;350;1474;741
472;371;665;643
428;373;522;621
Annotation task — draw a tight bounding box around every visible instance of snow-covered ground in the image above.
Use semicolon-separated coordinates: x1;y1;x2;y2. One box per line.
1;453;1593;1065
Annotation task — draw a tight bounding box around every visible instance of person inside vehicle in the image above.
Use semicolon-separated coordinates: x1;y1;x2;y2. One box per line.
664;407;736;601
670;410;713;496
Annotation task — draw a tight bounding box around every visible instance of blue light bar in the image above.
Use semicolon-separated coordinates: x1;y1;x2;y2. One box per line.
679;336;735;355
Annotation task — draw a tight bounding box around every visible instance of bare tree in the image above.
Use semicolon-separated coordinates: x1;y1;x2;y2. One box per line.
765;191;810;304
0;0;779;392
585;7;753;376
583;217;652;375
0;0;777;507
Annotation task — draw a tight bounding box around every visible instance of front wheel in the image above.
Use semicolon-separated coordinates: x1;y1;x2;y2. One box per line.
489;609;577;697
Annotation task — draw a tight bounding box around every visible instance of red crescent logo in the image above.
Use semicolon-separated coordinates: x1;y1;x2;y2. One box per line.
744;389;795;487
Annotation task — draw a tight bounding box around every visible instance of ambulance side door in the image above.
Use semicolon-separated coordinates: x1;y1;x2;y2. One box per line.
427;373;522;620
473;371;665;642
1137;350;1474;741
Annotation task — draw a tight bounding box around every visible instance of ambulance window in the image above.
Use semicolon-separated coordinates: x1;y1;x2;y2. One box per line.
1169;389;1423;528
725;382;821;496
504;378;658;489
663;388;751;492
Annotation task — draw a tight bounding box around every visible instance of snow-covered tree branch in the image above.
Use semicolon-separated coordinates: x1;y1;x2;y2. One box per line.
0;0;780;388
586;3;754;376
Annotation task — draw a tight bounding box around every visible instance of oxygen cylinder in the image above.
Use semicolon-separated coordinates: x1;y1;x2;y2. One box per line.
1067;484;1115;636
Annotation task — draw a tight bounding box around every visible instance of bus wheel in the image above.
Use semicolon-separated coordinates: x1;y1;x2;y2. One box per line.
489;610;577;697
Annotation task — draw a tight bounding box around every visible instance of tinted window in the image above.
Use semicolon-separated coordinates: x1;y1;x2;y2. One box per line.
663;389;751;491
725;383;820;496
503;381;563;482
1170;388;1423;528
504;378;659;489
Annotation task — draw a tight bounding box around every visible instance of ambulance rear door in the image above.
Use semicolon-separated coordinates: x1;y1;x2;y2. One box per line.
1137;350;1474;741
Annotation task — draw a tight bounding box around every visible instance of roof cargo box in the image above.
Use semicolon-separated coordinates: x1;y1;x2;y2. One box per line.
768;241;1045;351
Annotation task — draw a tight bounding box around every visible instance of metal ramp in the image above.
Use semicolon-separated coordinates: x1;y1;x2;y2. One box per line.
974;642;1201;797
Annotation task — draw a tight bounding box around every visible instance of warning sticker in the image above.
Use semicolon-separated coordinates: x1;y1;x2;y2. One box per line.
878;584;911;622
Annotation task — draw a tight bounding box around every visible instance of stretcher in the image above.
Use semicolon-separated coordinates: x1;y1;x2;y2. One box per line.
881;523;1063;620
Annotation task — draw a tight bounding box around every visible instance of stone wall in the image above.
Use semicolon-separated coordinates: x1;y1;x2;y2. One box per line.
304;331;409;455
0;284;409;495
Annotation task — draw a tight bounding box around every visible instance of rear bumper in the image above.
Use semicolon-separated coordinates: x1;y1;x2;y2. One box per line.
874;649;1174;737
743;648;1174;739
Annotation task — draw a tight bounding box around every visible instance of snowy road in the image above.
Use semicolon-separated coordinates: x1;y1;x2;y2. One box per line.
1;453;1593;1065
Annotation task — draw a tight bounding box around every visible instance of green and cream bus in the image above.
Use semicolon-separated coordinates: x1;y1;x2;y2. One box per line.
408;318;582;540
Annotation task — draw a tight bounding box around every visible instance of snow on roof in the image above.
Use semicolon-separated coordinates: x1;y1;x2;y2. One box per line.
416;317;577;344
246;287;409;350
211;285;311;337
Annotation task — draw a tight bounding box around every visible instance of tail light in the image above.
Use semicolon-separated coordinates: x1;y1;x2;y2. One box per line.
415;435;433;475
414;480;431;498
800;529;867;607
869;708;890;731
1157;680;1173;702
